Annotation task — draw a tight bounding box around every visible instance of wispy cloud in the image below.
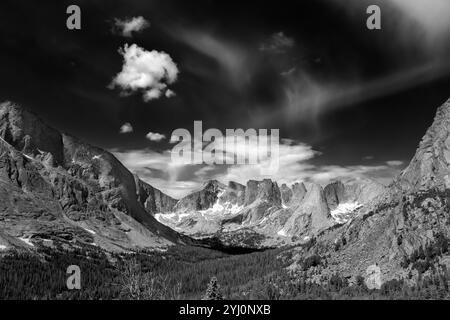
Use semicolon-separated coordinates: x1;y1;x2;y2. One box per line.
260;32;295;53
113;16;150;37
109;44;179;102
169;28;249;86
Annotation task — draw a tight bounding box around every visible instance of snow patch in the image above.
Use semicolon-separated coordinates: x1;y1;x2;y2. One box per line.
277;229;288;237
82;227;96;235
0;245;8;250
331;202;363;224
18;237;34;247
92;155;102;160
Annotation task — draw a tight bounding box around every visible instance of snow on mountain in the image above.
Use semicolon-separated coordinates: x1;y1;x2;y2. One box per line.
330;202;363;224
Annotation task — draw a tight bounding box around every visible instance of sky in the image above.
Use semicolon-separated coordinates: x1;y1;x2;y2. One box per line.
0;0;450;198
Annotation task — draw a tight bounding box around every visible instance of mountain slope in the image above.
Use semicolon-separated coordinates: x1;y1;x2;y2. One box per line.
0;101;184;252
287;98;450;288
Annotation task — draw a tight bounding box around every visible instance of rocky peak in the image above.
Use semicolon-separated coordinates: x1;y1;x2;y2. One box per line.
324;180;345;210
174;179;226;212
202;179;226;192
280;184;293;205
0;101;64;165
218;181;246;205
244;179;281;206
396;98;450;192
291;182;307;204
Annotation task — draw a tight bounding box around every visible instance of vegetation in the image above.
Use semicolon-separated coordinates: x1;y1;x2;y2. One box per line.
1;243;449;300
202;277;223;300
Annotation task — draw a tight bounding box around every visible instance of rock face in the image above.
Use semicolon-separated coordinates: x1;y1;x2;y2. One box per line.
173;180;226;212
280;184;293;205
324;181;345;210
0;102;64;165
288;98;450;288
396;98;450;191
135;176;178;215
219;181;246;206
0;101;184;252
282;183;333;237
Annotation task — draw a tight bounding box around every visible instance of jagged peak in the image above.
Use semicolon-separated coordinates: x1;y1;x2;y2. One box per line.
396;97;450;191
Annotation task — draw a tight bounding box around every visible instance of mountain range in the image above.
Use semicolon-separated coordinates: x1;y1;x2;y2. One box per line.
1;98;450;289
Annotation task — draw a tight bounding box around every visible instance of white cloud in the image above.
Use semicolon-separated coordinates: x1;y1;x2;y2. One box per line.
146;132;166;142
119;122;133;134
165;89;176;98
114;16;149;37
109;44;179;102
113;138;404;198
386;160;404;167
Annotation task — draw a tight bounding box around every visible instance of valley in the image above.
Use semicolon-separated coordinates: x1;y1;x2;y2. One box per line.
1;98;450;299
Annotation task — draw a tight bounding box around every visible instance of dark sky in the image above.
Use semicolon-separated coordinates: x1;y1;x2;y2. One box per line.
1;0;449;197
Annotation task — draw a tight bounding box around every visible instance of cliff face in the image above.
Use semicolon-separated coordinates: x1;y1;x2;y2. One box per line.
135;176;178;215
0;101;184;252
396;98;450;192
0;102;64;165
281;183;333;237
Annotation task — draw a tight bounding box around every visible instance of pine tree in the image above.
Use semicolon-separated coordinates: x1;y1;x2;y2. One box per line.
202;277;223;300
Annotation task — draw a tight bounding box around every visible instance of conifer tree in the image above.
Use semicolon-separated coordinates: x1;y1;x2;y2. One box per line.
202;277;223;300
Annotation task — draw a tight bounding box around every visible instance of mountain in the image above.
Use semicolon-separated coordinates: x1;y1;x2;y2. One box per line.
287;98;450;288
0;101;185;252
173;180;226;212
155;174;384;247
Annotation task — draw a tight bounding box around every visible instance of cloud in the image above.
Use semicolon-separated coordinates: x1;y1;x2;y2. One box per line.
386;160;404;166
109;44;179;102
113;136;404;198
260;32;295;53
119;122;133;133
165;89;176;98
146;132;166;142
112;148;192;198
388;0;450;40
169;28;248;86
114;16;150;37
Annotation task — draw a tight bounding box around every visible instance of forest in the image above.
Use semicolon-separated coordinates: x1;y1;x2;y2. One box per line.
0;243;449;300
